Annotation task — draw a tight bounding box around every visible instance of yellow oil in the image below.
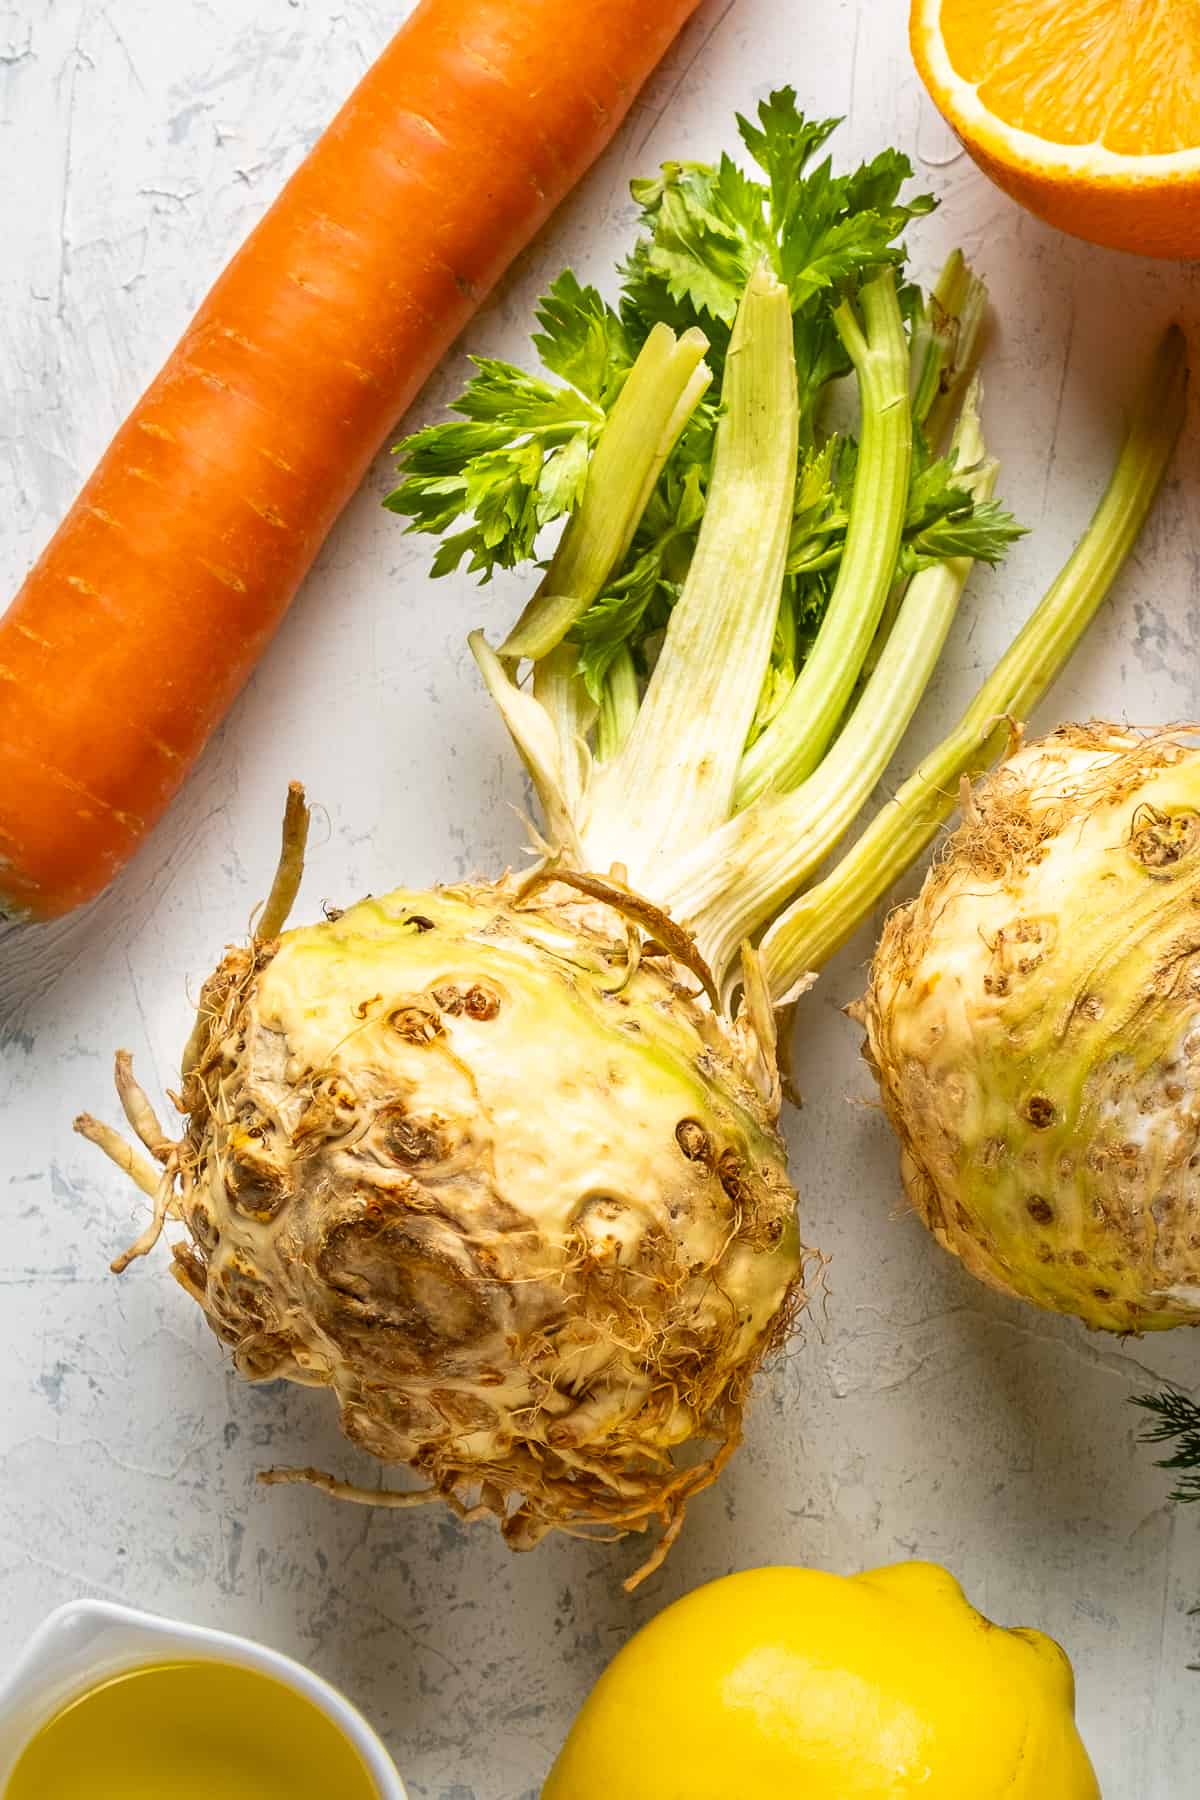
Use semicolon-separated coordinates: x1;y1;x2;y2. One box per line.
4;1659;382;1799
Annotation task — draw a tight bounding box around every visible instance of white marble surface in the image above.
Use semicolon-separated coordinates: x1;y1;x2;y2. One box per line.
2;3;1199;1795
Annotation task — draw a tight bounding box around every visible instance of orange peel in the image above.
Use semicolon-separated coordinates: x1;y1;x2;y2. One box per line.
912;0;1200;257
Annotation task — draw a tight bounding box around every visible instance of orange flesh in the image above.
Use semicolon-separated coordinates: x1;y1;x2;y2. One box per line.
939;0;1200;155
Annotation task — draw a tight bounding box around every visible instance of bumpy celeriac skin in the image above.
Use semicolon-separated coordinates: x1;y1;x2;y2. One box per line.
171;883;803;1555
863;724;1200;1332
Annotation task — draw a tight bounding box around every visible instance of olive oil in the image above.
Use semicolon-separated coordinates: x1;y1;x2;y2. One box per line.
4;1659;382;1799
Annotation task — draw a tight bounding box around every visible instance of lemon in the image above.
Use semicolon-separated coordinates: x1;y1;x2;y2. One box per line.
543;1561;1100;1798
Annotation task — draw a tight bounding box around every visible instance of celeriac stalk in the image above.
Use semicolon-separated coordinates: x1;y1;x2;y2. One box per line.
596;646;639;762
473;634;583;858
578;263;799;887
858;251;989;691
502;325;712;662
531;644;596;817
759;324;1189;998
666;385;997;983
909;249;987;449
733;268;913;808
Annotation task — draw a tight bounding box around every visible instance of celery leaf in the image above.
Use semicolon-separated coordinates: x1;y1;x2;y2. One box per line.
385;347;604;578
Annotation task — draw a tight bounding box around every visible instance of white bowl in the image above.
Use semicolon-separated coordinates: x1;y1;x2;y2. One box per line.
0;1598;407;1797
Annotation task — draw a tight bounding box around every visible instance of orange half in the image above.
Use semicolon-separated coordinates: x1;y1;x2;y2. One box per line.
911;0;1200;257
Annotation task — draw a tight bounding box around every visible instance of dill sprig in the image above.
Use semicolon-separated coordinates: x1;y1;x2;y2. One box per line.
1132;1387;1200;1503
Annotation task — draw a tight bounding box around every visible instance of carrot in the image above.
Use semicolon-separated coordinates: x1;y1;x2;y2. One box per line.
0;0;702;923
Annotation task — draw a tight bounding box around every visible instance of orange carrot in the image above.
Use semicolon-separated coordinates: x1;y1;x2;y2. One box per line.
0;0;702;922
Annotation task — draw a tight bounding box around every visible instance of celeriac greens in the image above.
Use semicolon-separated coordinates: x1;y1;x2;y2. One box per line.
386;93;1183;1013
388;93;1019;735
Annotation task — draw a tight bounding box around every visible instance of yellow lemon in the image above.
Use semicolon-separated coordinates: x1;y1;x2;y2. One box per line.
543;1562;1100;1799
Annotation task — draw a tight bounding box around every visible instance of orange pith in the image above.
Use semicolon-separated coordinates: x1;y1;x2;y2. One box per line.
912;0;1200;258
939;0;1200;157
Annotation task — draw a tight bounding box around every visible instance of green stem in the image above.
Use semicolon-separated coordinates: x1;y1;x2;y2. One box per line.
735;268;913;808
471;633;581;859
669;388;996;987
595;647;639;763
910;250;988;445
856;573;908;688
501;325;711;661
532;644;596;814
579;262;799;887
850;255;988;696
854;258;988;694
760;324;1189;999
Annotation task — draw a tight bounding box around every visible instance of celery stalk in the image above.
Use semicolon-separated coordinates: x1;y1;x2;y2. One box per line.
667;387;997;980
733;269;913;808
595;647;639;763
501;326;711;662
532;645;596;815
579;263;799;887
759;325;1189;999
910;250;988;447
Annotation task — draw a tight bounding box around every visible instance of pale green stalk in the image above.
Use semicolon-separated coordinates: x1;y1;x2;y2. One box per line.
595;647;639;763
734;268;913;808
667;388;997;986
858;254;988;689
471;633;582;858
502;325;711;661
579;262;799;888
532;644;596;815
910;249;988;448
759;325;1189;1000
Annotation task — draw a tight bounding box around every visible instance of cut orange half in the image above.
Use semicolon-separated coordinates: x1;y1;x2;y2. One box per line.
911;0;1200;258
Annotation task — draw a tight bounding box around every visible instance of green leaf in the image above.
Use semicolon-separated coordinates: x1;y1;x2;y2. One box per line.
451;357;597;429
572;556;664;703
901;497;1027;572
780;428;1023;593
778;149;934;311
787;437;852;576
620;90;935;415
736;91;840;236
627;156;767;327
386;345;604;579
898;437;1026;574
532;270;632;404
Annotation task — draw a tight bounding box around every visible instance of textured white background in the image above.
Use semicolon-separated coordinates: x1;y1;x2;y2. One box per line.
2;3;1200;1795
